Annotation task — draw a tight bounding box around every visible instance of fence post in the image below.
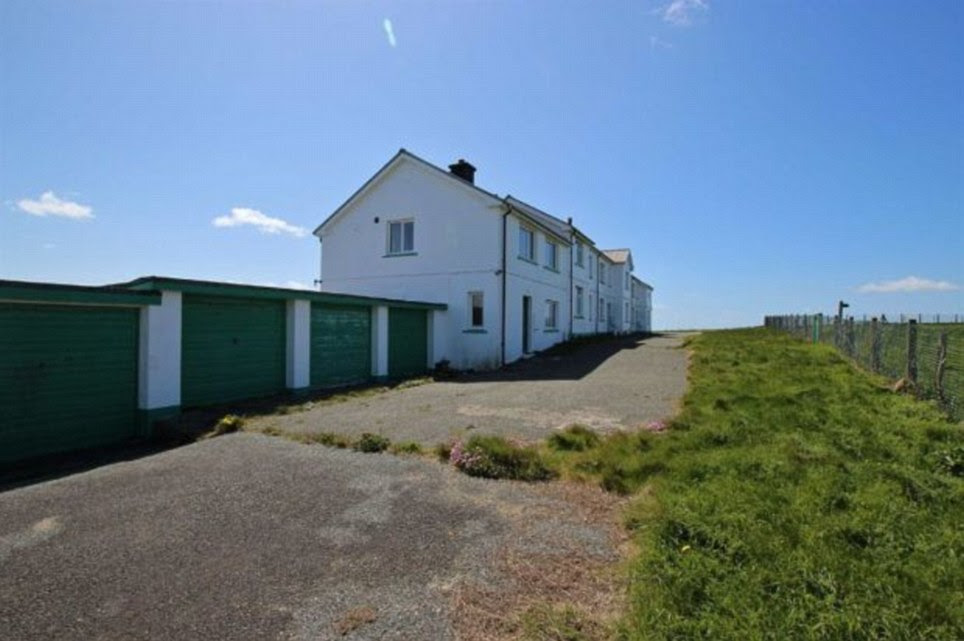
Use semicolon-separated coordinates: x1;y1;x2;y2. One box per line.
906;319;917;384
936;332;948;404
870;317;881;372
813;314;822;344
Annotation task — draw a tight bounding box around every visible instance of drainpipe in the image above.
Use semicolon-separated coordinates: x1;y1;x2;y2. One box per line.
568;222;573;340
595;254;600;334
500;204;509;367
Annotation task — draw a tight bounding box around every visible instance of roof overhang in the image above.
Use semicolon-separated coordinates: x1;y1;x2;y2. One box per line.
118;276;447;310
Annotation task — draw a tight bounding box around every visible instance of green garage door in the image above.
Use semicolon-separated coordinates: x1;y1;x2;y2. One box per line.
0;304;139;464
388;308;428;378
181;295;286;407
311;303;371;388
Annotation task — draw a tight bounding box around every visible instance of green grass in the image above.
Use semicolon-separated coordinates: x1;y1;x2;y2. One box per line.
552;328;963;640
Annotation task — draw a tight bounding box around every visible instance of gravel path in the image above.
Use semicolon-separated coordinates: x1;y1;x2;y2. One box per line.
248;332;691;446
0;434;627;640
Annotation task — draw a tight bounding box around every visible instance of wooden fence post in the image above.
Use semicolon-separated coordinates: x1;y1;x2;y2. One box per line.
936;332;948;403
906;319;917;384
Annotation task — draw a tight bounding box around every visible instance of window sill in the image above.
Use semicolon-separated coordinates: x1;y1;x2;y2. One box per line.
462;328;488;334
543;265;560;273
544;328;560;333
383;252;418;258
574;315;584;320
517;255;538;265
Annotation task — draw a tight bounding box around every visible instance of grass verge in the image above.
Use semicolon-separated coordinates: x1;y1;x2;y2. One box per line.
552;328;963;639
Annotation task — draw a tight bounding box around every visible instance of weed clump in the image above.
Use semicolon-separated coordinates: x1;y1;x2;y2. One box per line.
306;431;351;448
389;441;423;455
548;424;601;452
450;435;557;482
353;432;391;453
211;414;245;436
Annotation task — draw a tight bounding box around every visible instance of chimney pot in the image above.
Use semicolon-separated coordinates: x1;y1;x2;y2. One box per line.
448;159;476;184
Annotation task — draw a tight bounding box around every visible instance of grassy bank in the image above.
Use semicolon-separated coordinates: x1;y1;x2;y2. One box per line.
552;329;963;639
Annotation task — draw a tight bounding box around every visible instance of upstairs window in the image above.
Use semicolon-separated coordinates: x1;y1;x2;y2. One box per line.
545;240;558;270
575;242;584;267
519;226;535;261
589;256;594;279
625;272;630;290
388;219;414;254
469;291;484;327
599;261;606;284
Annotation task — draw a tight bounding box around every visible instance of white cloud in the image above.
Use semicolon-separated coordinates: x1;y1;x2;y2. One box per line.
16;191;93;220
383;18;397;47
857;276;960;294
212;207;307;238
659;0;709;26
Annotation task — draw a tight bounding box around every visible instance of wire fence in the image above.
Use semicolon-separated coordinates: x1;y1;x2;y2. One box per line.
764;314;964;421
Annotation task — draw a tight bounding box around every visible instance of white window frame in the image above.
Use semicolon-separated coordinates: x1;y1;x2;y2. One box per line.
575;286;584;318
518;226;535;262
545;299;558;329
387;218;415;255
468;291;484;328
545;239;558;270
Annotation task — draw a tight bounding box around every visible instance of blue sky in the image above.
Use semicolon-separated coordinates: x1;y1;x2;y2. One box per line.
1;0;961;329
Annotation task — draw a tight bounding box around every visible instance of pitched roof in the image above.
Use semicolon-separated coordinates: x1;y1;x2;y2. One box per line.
503;196;571;242
601;249;631;263
316;148;586;245
314;149;502;236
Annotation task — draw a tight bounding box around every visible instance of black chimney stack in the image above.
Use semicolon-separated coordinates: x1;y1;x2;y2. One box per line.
448;159;476;184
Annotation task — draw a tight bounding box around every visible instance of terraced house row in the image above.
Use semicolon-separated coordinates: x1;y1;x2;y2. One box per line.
314;149;653;370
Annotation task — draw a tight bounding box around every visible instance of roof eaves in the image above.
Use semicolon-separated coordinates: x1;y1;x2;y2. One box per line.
313;149;407;237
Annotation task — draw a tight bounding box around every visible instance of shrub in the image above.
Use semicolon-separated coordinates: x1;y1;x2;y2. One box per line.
548;424;601;451
390;441;423;455
450;435;557;481
353;432;391;453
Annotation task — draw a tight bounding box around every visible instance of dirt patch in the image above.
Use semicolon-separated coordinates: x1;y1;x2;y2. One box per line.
451;482;630;641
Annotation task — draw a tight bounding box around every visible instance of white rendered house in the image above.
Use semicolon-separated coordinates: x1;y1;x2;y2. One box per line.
314;149;653;370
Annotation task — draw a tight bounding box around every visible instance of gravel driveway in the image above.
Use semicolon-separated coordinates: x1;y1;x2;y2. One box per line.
0;434;627;640
249;333;690;445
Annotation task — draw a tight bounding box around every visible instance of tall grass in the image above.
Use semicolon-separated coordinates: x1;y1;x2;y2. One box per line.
558;329;963;639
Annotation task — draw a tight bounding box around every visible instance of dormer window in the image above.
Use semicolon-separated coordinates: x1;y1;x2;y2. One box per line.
388;219;415;255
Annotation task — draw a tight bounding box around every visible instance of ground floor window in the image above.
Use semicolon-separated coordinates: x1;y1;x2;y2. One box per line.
545;300;558;329
599;297;606;321
575;286;584;317
469;291;484;327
